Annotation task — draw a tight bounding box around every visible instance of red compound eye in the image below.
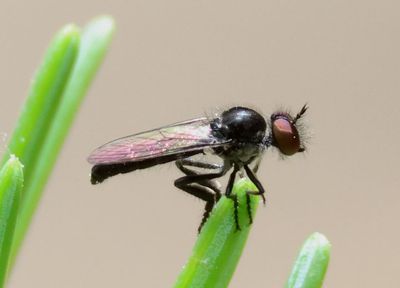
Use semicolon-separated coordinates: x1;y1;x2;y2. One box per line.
271;116;301;156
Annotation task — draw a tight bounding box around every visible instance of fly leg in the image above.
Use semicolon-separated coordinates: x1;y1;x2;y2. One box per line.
243;164;266;225
174;159;229;232
224;164;241;231
176;159;223;199
178;158;223;170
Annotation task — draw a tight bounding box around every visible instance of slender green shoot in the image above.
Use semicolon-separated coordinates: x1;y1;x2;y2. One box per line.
286;232;331;288
7;16;115;266
174;178;260;288
1;25;80;178
3;22;79;265
0;156;23;287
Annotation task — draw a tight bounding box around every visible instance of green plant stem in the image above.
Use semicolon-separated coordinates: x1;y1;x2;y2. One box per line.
174;178;260;288
1;25;80;181
9;16;115;266
0;156;23;288
286;232;331;288
3;22;80;266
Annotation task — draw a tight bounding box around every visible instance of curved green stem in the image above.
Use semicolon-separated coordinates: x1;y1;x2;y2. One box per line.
0;156;23;287
6;16;115;267
286;232;331;288
174;178;260;288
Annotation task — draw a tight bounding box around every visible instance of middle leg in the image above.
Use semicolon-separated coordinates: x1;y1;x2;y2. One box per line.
224;164;241;230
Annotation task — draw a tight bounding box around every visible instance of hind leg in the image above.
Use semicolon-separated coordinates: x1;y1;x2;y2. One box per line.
174;159;229;232
175;159;223;199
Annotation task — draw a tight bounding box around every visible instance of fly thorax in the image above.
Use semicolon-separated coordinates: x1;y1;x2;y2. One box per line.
224;142;263;164
216;107;267;144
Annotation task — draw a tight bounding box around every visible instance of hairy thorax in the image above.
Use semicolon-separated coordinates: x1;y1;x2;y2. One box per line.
219;142;263;166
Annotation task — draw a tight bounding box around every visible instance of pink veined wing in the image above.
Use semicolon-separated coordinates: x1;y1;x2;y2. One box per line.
87;118;229;165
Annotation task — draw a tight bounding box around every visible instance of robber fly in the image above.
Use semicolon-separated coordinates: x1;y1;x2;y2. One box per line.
88;105;307;231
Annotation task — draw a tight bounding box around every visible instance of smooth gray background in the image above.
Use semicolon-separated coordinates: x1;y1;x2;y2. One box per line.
1;1;399;287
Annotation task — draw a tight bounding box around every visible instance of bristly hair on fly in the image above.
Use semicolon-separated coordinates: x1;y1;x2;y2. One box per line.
203;103;310;161
267;103;310;159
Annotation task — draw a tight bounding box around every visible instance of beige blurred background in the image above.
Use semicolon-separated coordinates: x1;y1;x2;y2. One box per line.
1;0;399;287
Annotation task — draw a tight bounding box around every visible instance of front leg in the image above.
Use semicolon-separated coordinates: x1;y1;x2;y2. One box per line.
243;164;266;225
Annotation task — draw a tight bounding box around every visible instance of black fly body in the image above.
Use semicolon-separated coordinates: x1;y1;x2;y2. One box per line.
88;105;308;231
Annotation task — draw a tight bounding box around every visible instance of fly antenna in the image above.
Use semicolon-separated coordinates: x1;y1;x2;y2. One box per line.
293;104;308;124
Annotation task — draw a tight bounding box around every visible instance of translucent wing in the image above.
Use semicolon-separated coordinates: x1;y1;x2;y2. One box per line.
88;117;228;165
